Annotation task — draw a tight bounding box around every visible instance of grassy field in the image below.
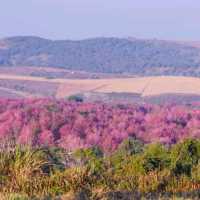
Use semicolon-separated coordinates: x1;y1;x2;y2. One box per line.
0;72;200;99
57;76;200;97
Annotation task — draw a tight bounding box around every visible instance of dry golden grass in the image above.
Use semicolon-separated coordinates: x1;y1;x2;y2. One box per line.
1;74;200;98
56;76;200;98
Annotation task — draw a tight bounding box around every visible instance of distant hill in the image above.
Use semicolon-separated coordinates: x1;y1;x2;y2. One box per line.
1;36;200;76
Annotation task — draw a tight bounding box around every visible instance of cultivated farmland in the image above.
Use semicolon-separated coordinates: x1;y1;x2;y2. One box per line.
0;71;200;103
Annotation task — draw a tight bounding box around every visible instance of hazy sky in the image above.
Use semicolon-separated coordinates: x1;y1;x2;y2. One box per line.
1;0;199;40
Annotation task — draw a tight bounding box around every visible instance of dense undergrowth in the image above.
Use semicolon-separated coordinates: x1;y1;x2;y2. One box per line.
1;138;200;199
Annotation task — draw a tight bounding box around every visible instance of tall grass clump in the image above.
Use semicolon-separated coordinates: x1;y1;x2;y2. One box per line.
0;140;67;198
0;139;200;199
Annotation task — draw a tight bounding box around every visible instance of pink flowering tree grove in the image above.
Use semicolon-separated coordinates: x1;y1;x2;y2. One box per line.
0;98;199;152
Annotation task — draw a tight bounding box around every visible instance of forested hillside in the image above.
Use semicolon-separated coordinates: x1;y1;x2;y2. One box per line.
1;36;200;76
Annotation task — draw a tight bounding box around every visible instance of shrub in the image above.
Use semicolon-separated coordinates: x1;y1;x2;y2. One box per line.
0;145;68;198
192;162;200;182
142;143;170;172
73;146;103;166
114;156;145;191
0;140;200;198
138;169;171;193
115;137;144;156
68;94;83;102
0;146;49;195
64;166;93;198
170;139;200;176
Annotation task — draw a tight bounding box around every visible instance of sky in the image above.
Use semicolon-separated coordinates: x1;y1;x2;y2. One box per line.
0;0;200;41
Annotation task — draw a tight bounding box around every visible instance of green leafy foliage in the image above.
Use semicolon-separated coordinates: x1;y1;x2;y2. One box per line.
115;137;144;156
0;139;200;198
142;143;170;172
73;146;103;163
170;139;200;176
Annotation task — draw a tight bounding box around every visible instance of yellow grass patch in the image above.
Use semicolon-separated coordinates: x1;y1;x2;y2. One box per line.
0;74;200;98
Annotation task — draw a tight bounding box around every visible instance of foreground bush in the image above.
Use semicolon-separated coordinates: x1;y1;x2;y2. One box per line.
0;139;200;199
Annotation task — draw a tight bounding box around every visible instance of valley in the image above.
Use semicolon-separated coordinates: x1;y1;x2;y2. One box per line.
0;67;200;104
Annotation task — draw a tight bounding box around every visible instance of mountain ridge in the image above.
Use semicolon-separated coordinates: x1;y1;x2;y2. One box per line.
1;36;200;76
